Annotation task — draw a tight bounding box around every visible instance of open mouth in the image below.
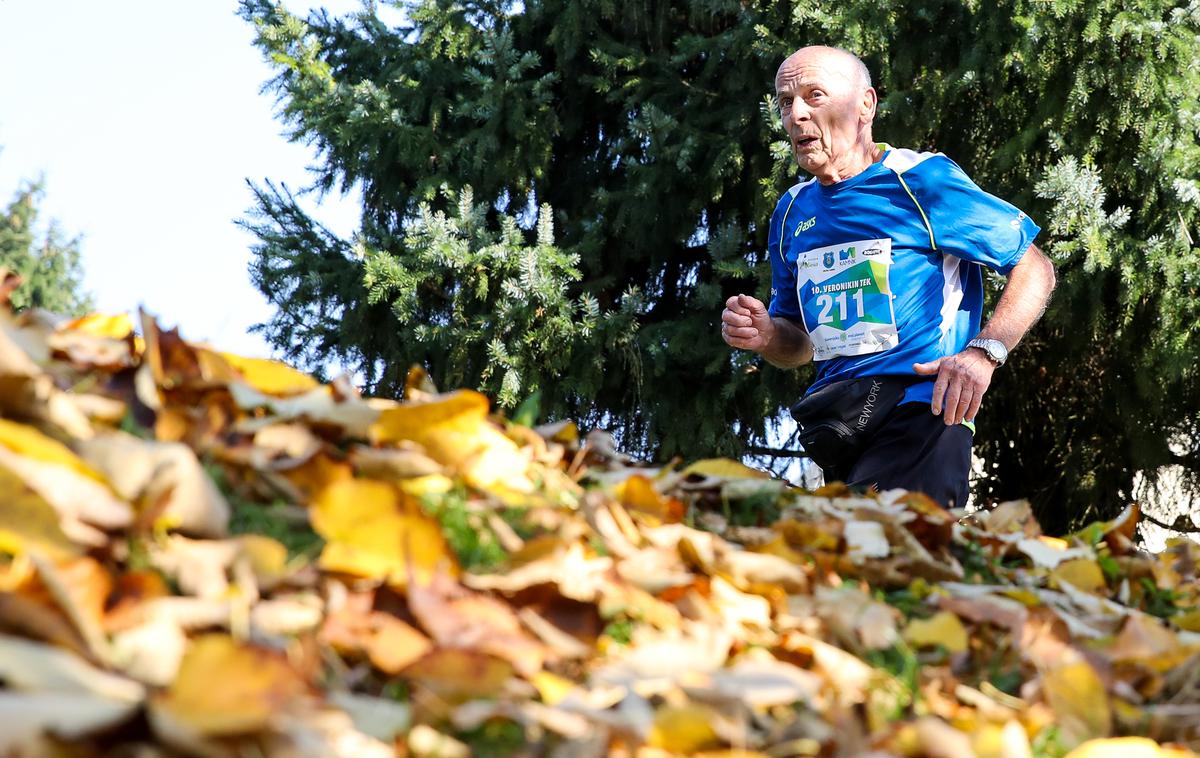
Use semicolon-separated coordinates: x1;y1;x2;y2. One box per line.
795;136;819;149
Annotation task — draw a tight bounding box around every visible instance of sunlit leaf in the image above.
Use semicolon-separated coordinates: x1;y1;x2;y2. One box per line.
217;351;320;396
370;390;532;494
310;478;457;586
0;464;81;560
1042;660;1112;746
150;634;311;737
903;610;968;653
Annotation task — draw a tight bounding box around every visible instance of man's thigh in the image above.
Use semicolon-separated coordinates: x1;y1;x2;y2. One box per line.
840;402;973;509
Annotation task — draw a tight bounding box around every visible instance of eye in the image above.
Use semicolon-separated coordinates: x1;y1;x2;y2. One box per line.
808;90;825;100
779;96;793;108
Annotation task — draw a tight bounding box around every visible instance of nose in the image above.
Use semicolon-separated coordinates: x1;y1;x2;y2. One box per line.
788;98;811;127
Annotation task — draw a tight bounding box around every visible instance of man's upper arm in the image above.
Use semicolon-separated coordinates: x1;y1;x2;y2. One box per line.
905;155;1040;274
1005;242;1056;285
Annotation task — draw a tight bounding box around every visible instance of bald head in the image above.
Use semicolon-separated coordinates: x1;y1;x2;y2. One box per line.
773;46;879;184
776;46;871;93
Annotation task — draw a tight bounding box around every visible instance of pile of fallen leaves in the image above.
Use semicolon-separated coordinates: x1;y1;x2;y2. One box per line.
1;279;1199;757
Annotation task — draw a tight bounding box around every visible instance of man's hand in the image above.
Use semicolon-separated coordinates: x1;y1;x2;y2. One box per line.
721;295;814;368
911;243;1055;426
721;294;775;351
913;349;996;425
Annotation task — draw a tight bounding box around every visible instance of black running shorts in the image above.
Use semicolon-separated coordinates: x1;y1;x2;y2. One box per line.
821;402;974;509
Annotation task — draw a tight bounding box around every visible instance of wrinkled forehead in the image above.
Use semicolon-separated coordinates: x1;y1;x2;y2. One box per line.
774;53;859;93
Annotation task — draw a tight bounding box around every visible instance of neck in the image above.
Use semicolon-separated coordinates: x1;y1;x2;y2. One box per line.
816;138;882;185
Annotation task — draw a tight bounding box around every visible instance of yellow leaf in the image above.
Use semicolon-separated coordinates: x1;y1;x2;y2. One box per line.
0;418;106;484
680;458;770;480
1064;737;1197;758
217;351;319;396
531;671;574;706
1050;559;1108;594
0;464;81;560
151;634;311;736
370;390;530;493
902;611;968;653
1173;608;1200;633
1042;661;1112;746
61;313;134;340
237;535;291;590
403;648;513;701
616;473;671;521
398;474;455;497
648;704;721;753
1000;588;1043;607
310;478;457;586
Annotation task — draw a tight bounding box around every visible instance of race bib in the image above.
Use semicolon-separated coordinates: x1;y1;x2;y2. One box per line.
796;238;898;361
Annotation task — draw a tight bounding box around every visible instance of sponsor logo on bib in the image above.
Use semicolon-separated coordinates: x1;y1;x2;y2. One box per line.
796;238;898;361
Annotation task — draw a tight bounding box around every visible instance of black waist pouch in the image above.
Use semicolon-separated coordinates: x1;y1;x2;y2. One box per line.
789;376;917;471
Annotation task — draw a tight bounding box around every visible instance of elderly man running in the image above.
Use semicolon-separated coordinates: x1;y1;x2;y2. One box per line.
721;46;1056;508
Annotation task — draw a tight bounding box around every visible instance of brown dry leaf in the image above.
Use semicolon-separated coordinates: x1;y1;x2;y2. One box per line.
29;554;113;662
0;633;144;702
403;648;514;702
407;572;553;676
349;443;445;481
49;313;138;370
150;633;312;738
103;569;171;632
370;390;532;494
1106;614;1196;672
310;478;457;586
0;692;141;748
77;431;230;537
465;540;614;601
0;589;91;656
320;606;433;674
109;614;188;686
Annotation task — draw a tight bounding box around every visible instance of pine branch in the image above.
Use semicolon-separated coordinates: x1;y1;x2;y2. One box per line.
1140;510;1200;535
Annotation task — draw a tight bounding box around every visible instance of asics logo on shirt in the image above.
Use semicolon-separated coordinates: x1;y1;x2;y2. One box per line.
793;216;817;236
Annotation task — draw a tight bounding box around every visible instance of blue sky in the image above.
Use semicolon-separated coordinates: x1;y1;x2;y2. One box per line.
0;0;396;359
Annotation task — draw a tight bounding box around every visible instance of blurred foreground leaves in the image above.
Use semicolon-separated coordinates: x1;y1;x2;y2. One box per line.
0;281;1199;756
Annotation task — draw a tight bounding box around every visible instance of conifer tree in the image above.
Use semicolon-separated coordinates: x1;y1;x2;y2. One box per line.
240;0;1200;532
0;180;92;316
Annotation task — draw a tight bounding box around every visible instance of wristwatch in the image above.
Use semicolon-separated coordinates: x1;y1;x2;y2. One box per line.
967;338;1008;367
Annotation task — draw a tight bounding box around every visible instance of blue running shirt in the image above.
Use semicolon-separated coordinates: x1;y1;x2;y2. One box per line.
767;146;1041;406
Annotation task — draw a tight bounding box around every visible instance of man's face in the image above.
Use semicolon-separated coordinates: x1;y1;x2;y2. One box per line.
774;51;873;181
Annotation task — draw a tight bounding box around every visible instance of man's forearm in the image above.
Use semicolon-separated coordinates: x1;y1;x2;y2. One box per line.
761;316;815;368
976;243;1057;350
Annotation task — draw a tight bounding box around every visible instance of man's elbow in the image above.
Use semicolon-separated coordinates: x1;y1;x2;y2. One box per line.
1035;244;1057;295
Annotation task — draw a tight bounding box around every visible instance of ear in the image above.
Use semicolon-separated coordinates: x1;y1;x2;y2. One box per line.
859;86;878;125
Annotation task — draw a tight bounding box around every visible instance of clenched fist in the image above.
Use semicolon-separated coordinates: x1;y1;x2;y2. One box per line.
721;294;775;352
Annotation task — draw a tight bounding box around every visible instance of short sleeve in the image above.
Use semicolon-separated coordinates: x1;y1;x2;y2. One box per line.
766;194;802;321
904;155;1040;275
